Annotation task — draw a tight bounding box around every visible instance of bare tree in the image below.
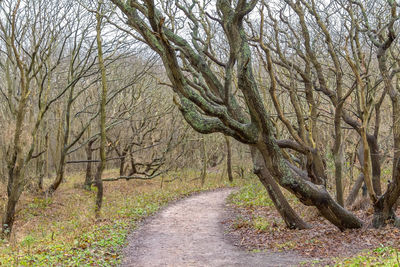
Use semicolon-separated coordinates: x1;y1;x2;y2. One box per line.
0;0;79;236
110;0;347;229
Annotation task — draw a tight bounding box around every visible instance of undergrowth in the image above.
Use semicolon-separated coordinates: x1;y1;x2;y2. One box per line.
335;246;400;266
0;169;243;266
228;179;400;266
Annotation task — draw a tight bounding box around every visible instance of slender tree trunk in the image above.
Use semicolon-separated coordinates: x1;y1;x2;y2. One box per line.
360;127;377;203
200;137;207;186
36;133;45;191
84;139;95;190
334;143;344;207
368;39;400;228
94;2;106;217
36;160;45;191
38;133;49;190
119;156;125;176
128;150;137;176
251;147;310;229
46;85;75;195
333;78;345;206
119;148;129;176
94;162;104;218
225;135;233;182
368;136;382;196
46;150;67;195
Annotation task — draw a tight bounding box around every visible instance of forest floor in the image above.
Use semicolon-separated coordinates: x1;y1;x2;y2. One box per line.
225;181;400;266
2;171;400;266
121;188;308;267
0;169;240;266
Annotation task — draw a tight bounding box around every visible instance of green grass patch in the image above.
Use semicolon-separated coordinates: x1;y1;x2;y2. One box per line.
335;246;400;266
253;216;270;232
228;180;274;207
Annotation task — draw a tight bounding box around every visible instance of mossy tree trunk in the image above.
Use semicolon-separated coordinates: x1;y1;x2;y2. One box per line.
94;0;107;217
200;137;207;187
225;135;233;183
251;147;310;229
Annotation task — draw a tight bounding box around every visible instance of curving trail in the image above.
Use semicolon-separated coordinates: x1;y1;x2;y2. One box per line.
121;189;306;267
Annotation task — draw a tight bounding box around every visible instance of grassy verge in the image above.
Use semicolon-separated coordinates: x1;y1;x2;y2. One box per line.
335;246;400;266
228;181;275;208
0;169;244;266
228;179;299;231
228;178;300;208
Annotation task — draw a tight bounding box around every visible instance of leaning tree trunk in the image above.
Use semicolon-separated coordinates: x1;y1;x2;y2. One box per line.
251;148;310;229
306;149;327;186
46;147;67;195
346;144;367;207
256;140;362;230
346;173;365;207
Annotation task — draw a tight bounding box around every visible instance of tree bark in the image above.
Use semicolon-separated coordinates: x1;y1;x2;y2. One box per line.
46;147;67;195
119;147;129;176
256;139;362;230
372;156;400;228
251;147;310;229
346;173;365;207
2;187;22;237
225;135;233;182
94;2;106;217
3;2;29;234
84;139;95;190
368;136;382;196
200;137;207;187
334;143;344;206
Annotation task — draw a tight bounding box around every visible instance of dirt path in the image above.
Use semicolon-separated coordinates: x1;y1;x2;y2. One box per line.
121;189;307;267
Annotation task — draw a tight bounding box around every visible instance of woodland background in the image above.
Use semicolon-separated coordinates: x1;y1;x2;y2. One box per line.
1;0;400;265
